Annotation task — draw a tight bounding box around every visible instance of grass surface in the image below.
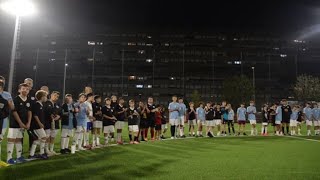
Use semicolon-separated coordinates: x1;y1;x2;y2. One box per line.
0;124;319;180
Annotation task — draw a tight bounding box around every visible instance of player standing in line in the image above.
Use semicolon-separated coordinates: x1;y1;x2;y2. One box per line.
237;103;247;136
226;104;235;135
160;105;168;139
247;101;257;136
187;102;196;137
205;102;215;137
220;101;228;136
275;103;283;136
312;103;320;135
303;102;313;136
281;99;292;135
213;104;222;136
84;93;94;148
268;104;276;135
168;95;180;139
290;105;299;136
155;105;162;140
74;93;88;151
114;97;127;144
261;104;269;136
137;101;147;141
196;102;206;137
178;97;187;138
101;98;116;145
145;97;157;140
24;78;36;151
127;99;140;144
92;95;103;148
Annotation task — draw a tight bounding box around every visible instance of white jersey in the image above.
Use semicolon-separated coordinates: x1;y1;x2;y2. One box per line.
84;101;93;122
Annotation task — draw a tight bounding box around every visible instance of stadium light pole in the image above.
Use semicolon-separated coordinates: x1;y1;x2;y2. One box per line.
252;66;256;102
63;49;68;98
0;0;36;93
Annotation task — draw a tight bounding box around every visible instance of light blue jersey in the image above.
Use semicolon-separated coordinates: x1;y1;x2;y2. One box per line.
178;103;186;117
290;111;298;120
75;102;88;126
237;107;246;121
62;103;75;129
275;106;282;122
247;106;256;120
312;108;320;120
196;107;205;120
0;91;12;101
303;107;312;120
168;102;179;119
228;109;235;120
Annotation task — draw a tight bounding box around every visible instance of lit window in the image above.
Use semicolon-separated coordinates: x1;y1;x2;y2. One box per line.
147;36;152;39
273;47;280;50
136;85;143;88
233;38;238;41
128;42;136;46
234;61;242;65
137;77;144;80
227;61;232;65
170;77;176;80
50;41;56;45
146;59;153;63
138;50;145;54
129;76;136;80
146;43;153;46
87;58;94;61
164;43;170;47
97;42;103;45
88;41;95;45
280;54;287;58
49;58;55;61
49;50;56;54
147;85;152;88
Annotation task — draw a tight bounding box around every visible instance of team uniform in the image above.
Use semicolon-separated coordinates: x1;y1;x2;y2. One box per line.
312;107;320;135
138;106;148;130
237;107;246;125
61;102;77;153
92;102;103;146
227;109;235;134
187;108;196;126
44;100;61;153
205;107;215;127
0;91;11;142
282;105;292;135
114;104;126;130
155;111;162;131
146;104;156;139
196;107;206;125
74;102;88;150
247;106;257;125
303;106;313;136
101;105;116;144
127;107;140;143
290;111;298;127
178;103;186;126
213;108;222;126
261;109;268;135
275;106;282;125
168;102;180;138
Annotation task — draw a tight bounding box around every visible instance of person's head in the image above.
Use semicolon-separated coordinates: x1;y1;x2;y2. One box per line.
0;76;5;90
282;99;287;105
84;86;92;95
227;103;232;110
105;98;111;106
156;104;161;111
189;102;194;108
172;95;177;102
206;102;212;108
178;97;184;103
129;99;135;107
86;93;94;102
50;91;60;102
139;101;144;107
119;97;124;105
221;101;227;106
240;103;245;108
306;102;311;108
250;100;255;106
78;93;87;103
24;78;33;89
35;90;48;102
199;102;204;108
64;94;73;104
40;86;49;94
317;102;320;108
18;83;30;97
148;97;153;104
216;104;221;109
94;95;102;104
111;95;117;102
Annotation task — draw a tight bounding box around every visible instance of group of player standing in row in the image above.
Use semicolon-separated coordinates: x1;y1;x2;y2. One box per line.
0;75;318;166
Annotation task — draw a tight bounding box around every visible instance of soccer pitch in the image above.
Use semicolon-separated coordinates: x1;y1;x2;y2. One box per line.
0;124;320;180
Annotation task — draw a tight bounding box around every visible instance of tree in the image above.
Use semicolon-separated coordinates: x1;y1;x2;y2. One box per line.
222;75;254;106
293;74;320;101
190;90;201;106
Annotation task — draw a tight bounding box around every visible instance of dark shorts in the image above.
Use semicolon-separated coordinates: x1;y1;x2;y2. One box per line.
282;119;290;123
271;119;276;126
140;119;148;129
155;124;161;131
146;119;155;128
238;120;246;125
87;122;93;131
222;119;229;124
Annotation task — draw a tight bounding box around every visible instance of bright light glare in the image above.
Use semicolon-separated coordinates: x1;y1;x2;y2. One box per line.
1;0;36;16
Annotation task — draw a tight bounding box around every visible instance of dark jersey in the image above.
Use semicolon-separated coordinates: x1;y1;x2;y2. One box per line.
0;94;9;120
111;102;118;110
127;107;139;125
10;96;31;128
28;89;36;105
281;105;292;121
268;109;276;122
114;104;125;121
102;106;116;126
161;111;167;124
138;106;147;120
262;110;268;123
92;102;102;121
44;101;61;129
297;111;303;122
187;108;196;120
31;102;46;129
206;107;214;120
147;104;156;121
213;109;222;119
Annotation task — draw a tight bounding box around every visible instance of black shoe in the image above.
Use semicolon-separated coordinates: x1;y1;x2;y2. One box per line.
141;138;145;141
243;133;247;136
65;148;71;153
208;132;213;138
181;135;186;138
60;149;67;154
237;132;241;136
199;134;203;137
161;136;166;139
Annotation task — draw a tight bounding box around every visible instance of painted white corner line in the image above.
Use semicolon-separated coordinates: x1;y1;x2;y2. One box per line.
285;135;320;142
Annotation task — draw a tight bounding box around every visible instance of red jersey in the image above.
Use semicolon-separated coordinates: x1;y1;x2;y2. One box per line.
155;111;162;125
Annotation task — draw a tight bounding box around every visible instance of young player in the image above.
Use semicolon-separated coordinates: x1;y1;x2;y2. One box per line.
155;105;162;140
187;102;196;137
275;103;283;136
114;97;127;144
237;103;247;136
168;95;180;139
24;78;36;150
303;102;313;136
7;83;31;164
127;99;140;144
213;104;222;136
101;98;116;145
29;90;49;159
178;97;187;138
84;93;94;148
312;103;320;135
281;99;292;135
205;102;215;137
160;105;168;139
137;101;147;141
110;95;118;109
74;93;88;151
297;105;303;135
92;95;103;147
226;104;235;135
261;104;269;136
196;102;206;137
268;104;277;135
221;101;228;136
290;105;299;136
145;97;157;140
60;94;77;154
247;100;257;136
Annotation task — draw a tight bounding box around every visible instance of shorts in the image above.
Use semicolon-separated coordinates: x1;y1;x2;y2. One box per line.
249;120;257;125
161;124;167;130
92;127;101;134
238;120;246;125
103;125;115;134
155;124;161;131
314;120;320;126
297;121;302;125
197;119;206;125
214;119;221;125
93;121;103;128
178;116;185;126
76;126;86;133
147;120;155;128
306;120;313;126
262;122;268;126
34;128;47;139
188;119;196;125
128;125;139;132
61;128;73;138
169;119;179;126
282;119;290;124
87;122;93;131
206;120;215;127
140;119;148;129
45;129;58;138
290;120;297;127
7;128;24;139
275;121;282;125
115;121;125;129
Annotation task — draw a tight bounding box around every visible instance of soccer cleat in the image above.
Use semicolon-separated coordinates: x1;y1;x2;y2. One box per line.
181;135;186;138
16;156;27;163
46;151;54;156
133;141;140;144
7;158;17;165
40;154;49;160
243;133;247;136
51;151;59;155
117;141;124;145
65;148;71;153
60;149;67;154
199;134;204;137
78;147;86;151
130;141;134;144
207;132;213;138
171;137;174;139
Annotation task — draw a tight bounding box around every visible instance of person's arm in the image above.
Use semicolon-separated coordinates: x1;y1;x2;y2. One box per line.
12;111;26;129
26;110;32;129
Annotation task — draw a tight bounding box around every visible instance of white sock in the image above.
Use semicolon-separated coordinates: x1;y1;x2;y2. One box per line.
298;128;301;133
65;137;70;149
117;133;122;142
50;143;54;152
96;137;100;146
40;140;46;155
61;137;66;149
78;132;83;149
261;127;264;134
276;131;279;135
45;143;50;154
73;133;79;146
7;142;14;161
180;128;184;136
251;129;254;135
308;130;311;135
16;142;22;158
92;134;96;146
30;140;39;156
265;127;268;133
105;136;109;145
293;130;296;135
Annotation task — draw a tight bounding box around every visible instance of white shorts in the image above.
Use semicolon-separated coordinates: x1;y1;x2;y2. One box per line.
262;122;268;126
76;126;86;133
128;125;139;132
169;119;179;126
61;128;73;138
115;121;125;129
93;121;103;128
314;120;320;126
214;119;221;125
290;120;297;127
306;120;313;126
103;125;115;134
34;128;47;139
197;119;205;125
161;124;167;130
178;116;185;126
249;120;257;125
275;121;281;125
188;119;196;125
45;129;58;138
206;120;215;127
7;128;24;139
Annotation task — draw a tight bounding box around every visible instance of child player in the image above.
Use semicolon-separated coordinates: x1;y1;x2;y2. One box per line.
196;102;206;137
127;99;140;144
290;105;299;135
247;100;257;136
312;103;320;135
205;102;215;137
187;102;196;137
237;103;247;136
160;105;168;139
155;105;162;140
213;104;222;136
115;97;127;144
303;102;313;136
168;95;180;139
138;101;147;141
261;104;269;136
84;93;94;148
102;98;116;145
178;97;187;138
92;95;103;147
226;104;235;135
74;93;88;151
275;103;283;136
